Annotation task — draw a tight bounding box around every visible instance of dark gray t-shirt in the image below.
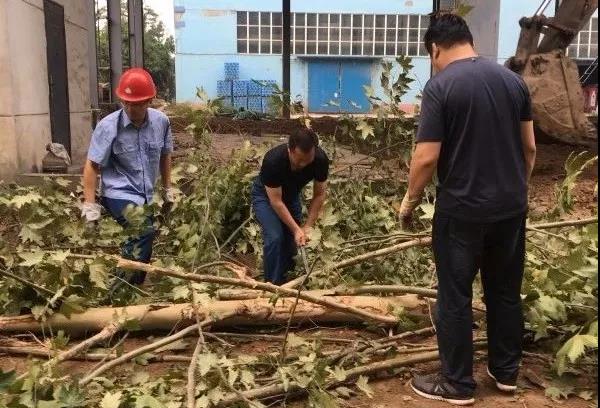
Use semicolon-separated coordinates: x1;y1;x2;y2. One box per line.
416;57;532;222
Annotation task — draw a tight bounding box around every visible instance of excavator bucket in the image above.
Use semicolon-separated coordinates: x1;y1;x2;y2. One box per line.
522;51;595;145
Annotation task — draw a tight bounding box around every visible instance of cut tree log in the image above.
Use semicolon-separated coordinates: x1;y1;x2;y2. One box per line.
0;295;425;336
115;259;400;325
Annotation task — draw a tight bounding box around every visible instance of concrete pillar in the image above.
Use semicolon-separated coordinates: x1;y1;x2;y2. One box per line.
463;0;501;60
107;0;123;101
88;0;99;116
0;0;20;180
128;0;144;68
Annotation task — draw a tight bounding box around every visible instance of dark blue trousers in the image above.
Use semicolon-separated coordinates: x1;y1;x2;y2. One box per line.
433;212;526;393
251;180;301;285
101;197;155;286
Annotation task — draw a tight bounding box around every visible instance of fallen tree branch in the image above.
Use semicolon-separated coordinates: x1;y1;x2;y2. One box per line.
331;238;433;270
327;326;435;365
0;346;194;363
16;319;125;382
210;332;354;344
0;268;55;297
187;337;203;408
116;259;398;325
333;285;437;298
527;217;597;230
217;343;487;406
79;310;240;386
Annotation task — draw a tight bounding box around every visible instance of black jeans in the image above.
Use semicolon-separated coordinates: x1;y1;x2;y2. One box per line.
432;212;526;393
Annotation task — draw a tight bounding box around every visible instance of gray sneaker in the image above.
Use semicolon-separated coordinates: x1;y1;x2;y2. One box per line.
411;373;475;406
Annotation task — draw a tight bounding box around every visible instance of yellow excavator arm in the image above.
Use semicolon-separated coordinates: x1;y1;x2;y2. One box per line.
507;0;598;145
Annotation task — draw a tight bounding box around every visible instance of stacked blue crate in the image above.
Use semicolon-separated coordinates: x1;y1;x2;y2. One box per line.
247;81;262;97
224;63;239;81
261;80;277;96
247;97;262;112
233;80;248;97
217;80;233;106
233;97;248;109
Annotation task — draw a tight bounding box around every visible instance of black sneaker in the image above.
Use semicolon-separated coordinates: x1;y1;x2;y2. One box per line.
411;373;475;406
486;367;517;392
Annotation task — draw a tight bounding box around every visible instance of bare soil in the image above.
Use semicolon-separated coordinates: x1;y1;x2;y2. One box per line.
0;126;596;407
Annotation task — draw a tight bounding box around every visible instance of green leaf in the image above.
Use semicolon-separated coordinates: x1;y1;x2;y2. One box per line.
286;333;308;349
356;120;375;140
100;391;122;408
330;366;347;382
0;369;16;392
207;387;225;404
19;225;44;244
355;375;373;398
49;250;70;263
54;177;72;188
50;330;70;350
58;295;87;318
18;251;46;267
134;394;164;408
10;192;42;208
195;395;210;408
171;285;190;300
197;352;219;376
89;262;109;290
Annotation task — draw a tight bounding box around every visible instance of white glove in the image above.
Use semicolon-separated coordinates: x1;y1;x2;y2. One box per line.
398;191;422;219
163;187;178;203
81;202;102;222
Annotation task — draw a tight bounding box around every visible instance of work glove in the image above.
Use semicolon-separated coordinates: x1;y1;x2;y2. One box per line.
81;202;102;222
398;191;422;229
163;187;178;204
160;187;179;219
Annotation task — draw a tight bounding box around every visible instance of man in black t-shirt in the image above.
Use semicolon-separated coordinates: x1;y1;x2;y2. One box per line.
251;128;329;285
401;14;537;405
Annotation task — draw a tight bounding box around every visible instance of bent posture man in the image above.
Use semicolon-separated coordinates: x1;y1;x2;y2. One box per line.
81;68;176;288
400;13;536;405
252;129;329;285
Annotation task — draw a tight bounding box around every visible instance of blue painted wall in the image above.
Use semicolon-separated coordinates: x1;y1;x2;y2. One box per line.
174;0;433;107
176;1;584;107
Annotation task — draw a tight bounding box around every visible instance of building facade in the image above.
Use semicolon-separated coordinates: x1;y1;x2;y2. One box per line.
0;0;95;180
174;0;597;114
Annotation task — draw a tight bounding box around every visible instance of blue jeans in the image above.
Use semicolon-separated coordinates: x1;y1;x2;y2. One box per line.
101;197;155;286
251;179;301;285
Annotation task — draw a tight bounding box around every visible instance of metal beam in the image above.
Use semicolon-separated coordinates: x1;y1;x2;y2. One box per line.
282;0;291;118
128;0;144;68
87;0;99;126
107;0;123;102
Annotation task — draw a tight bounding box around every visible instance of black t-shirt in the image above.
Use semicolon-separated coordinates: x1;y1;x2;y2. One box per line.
259;144;329;201
416;56;532;222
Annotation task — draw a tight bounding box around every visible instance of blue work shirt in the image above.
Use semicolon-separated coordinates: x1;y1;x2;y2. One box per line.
87;108;173;205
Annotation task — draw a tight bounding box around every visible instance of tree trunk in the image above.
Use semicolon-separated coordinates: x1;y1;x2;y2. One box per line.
0;295;424;337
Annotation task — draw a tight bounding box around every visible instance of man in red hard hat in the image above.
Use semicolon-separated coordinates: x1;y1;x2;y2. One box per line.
81;68;176;292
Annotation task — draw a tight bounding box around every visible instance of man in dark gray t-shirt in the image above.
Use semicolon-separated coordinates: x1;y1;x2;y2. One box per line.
401;13;536;405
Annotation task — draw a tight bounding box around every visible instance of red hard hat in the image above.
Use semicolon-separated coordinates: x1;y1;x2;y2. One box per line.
116;68;157;102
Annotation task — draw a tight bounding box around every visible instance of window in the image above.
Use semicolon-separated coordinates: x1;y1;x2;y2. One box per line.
237;11;283;54
237;11;430;56
567;16;598;60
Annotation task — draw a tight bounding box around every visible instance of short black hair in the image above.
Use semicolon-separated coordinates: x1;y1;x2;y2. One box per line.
289;128;319;153
424;12;474;55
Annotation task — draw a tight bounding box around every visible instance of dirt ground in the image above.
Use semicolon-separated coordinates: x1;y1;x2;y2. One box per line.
175;131;598;219
1;326;594;408
0;130;596;407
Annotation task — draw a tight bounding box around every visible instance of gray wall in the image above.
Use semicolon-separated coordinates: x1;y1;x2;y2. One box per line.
0;0;93;180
